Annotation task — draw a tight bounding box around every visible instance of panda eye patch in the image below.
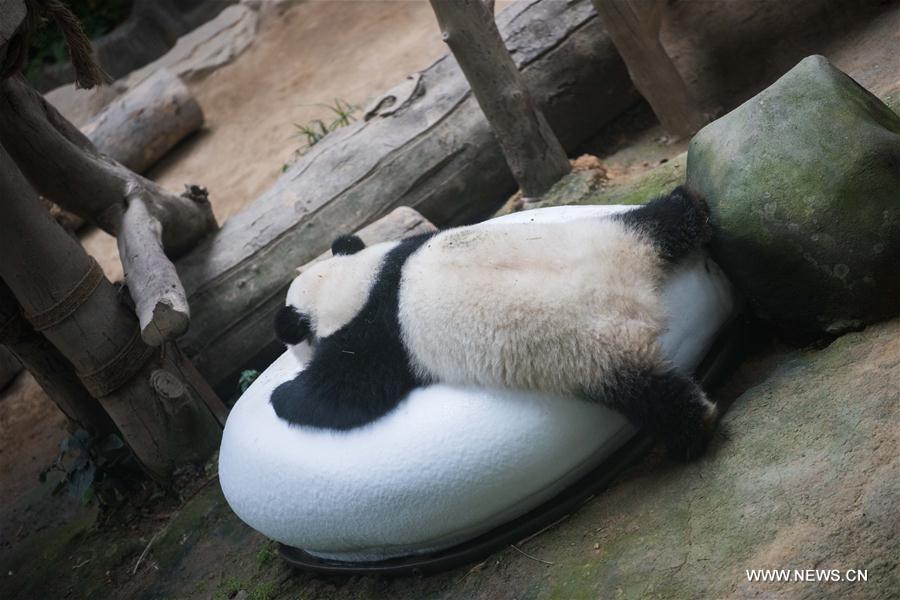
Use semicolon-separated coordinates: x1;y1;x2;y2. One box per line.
331;234;366;256
274;306;311;345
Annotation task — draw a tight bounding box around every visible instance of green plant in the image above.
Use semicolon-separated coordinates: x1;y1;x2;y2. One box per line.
39;429;139;506
292;98;359;150
214;576;246;600
293;119;331;148
255;540;278;568
238;369;260;393
322;98;358;129
249;581;276;600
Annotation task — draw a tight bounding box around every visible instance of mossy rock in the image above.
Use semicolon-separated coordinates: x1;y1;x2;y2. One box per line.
519;153;686;212
687;55;900;334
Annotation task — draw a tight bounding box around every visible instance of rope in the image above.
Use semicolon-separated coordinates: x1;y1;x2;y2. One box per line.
1;0;110;88
78;327;154;398
24;258;104;331
41;0;111;88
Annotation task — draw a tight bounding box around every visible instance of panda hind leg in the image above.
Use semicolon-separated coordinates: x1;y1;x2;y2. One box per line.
615;185;712;262
590;368;719;461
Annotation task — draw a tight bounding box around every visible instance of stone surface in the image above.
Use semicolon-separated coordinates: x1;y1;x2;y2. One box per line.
125;5;259;86
11;316;897;599
687;55;900;334
544;153;686;210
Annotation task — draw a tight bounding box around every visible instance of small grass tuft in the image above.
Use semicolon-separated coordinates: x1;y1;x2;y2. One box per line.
292;98;359;150
249;581;277;600
255;540;278;568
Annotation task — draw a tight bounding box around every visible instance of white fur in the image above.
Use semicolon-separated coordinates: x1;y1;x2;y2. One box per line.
285;241;397;339
399;218;666;393
285;215;667;395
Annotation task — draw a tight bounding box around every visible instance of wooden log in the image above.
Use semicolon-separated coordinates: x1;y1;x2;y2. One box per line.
177;0;640;387
430;0;570;198
0;280;117;435
0;147;221;480
0;345;21;390
0;75;217;345
81;68;203;173
591;0;706;138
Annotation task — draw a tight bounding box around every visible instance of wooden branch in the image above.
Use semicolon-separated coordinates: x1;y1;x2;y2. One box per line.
429;0;570;197
118;197;190;345
0;75;216;344
81;68;203;173
175;0;641;386
0;280;118;436
591;0;706;138
0;75;215;252
0;147;220;480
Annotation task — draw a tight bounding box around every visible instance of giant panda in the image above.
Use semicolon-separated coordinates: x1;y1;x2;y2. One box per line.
272;187;717;460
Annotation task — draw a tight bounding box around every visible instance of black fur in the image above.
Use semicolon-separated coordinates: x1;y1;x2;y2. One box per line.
615;186;712;262
274;306;311;345
331;234;366;256
585;368;716;461
271;233;436;429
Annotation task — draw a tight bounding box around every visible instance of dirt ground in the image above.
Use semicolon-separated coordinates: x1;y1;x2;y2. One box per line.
1;1;899;598
79;1;515;282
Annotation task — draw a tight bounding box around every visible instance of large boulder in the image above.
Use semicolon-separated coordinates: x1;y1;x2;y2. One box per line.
687;55;900;334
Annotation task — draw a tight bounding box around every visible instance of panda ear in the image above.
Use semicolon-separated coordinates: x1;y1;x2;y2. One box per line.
331;234;366;256
274;306;311;345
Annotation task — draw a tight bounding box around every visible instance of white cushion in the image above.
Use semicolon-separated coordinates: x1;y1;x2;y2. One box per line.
219;205;735;561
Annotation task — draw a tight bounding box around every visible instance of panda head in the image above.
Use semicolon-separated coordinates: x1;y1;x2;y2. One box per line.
274;234;391;347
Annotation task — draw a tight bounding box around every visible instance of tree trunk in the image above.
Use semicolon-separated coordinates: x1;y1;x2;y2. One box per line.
0;75;216;344
176;0;640;387
0;280;118;436
429;0;570;198
591;0;706;138
81;68;203;173
0;148;221;480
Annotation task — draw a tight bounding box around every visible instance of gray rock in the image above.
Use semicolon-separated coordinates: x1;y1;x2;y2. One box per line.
45;4;258;127
125;5;259;86
29;0;237;92
687;55;900;334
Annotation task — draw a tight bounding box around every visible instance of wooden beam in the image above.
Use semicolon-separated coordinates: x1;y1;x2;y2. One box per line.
591;0;705;138
0;280;118;436
430;0;570;198
0;147;221;480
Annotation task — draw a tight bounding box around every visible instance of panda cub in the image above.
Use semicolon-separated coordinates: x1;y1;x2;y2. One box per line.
273;187;717;460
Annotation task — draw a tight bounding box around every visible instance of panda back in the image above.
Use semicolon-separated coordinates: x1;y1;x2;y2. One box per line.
397;217;665;391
